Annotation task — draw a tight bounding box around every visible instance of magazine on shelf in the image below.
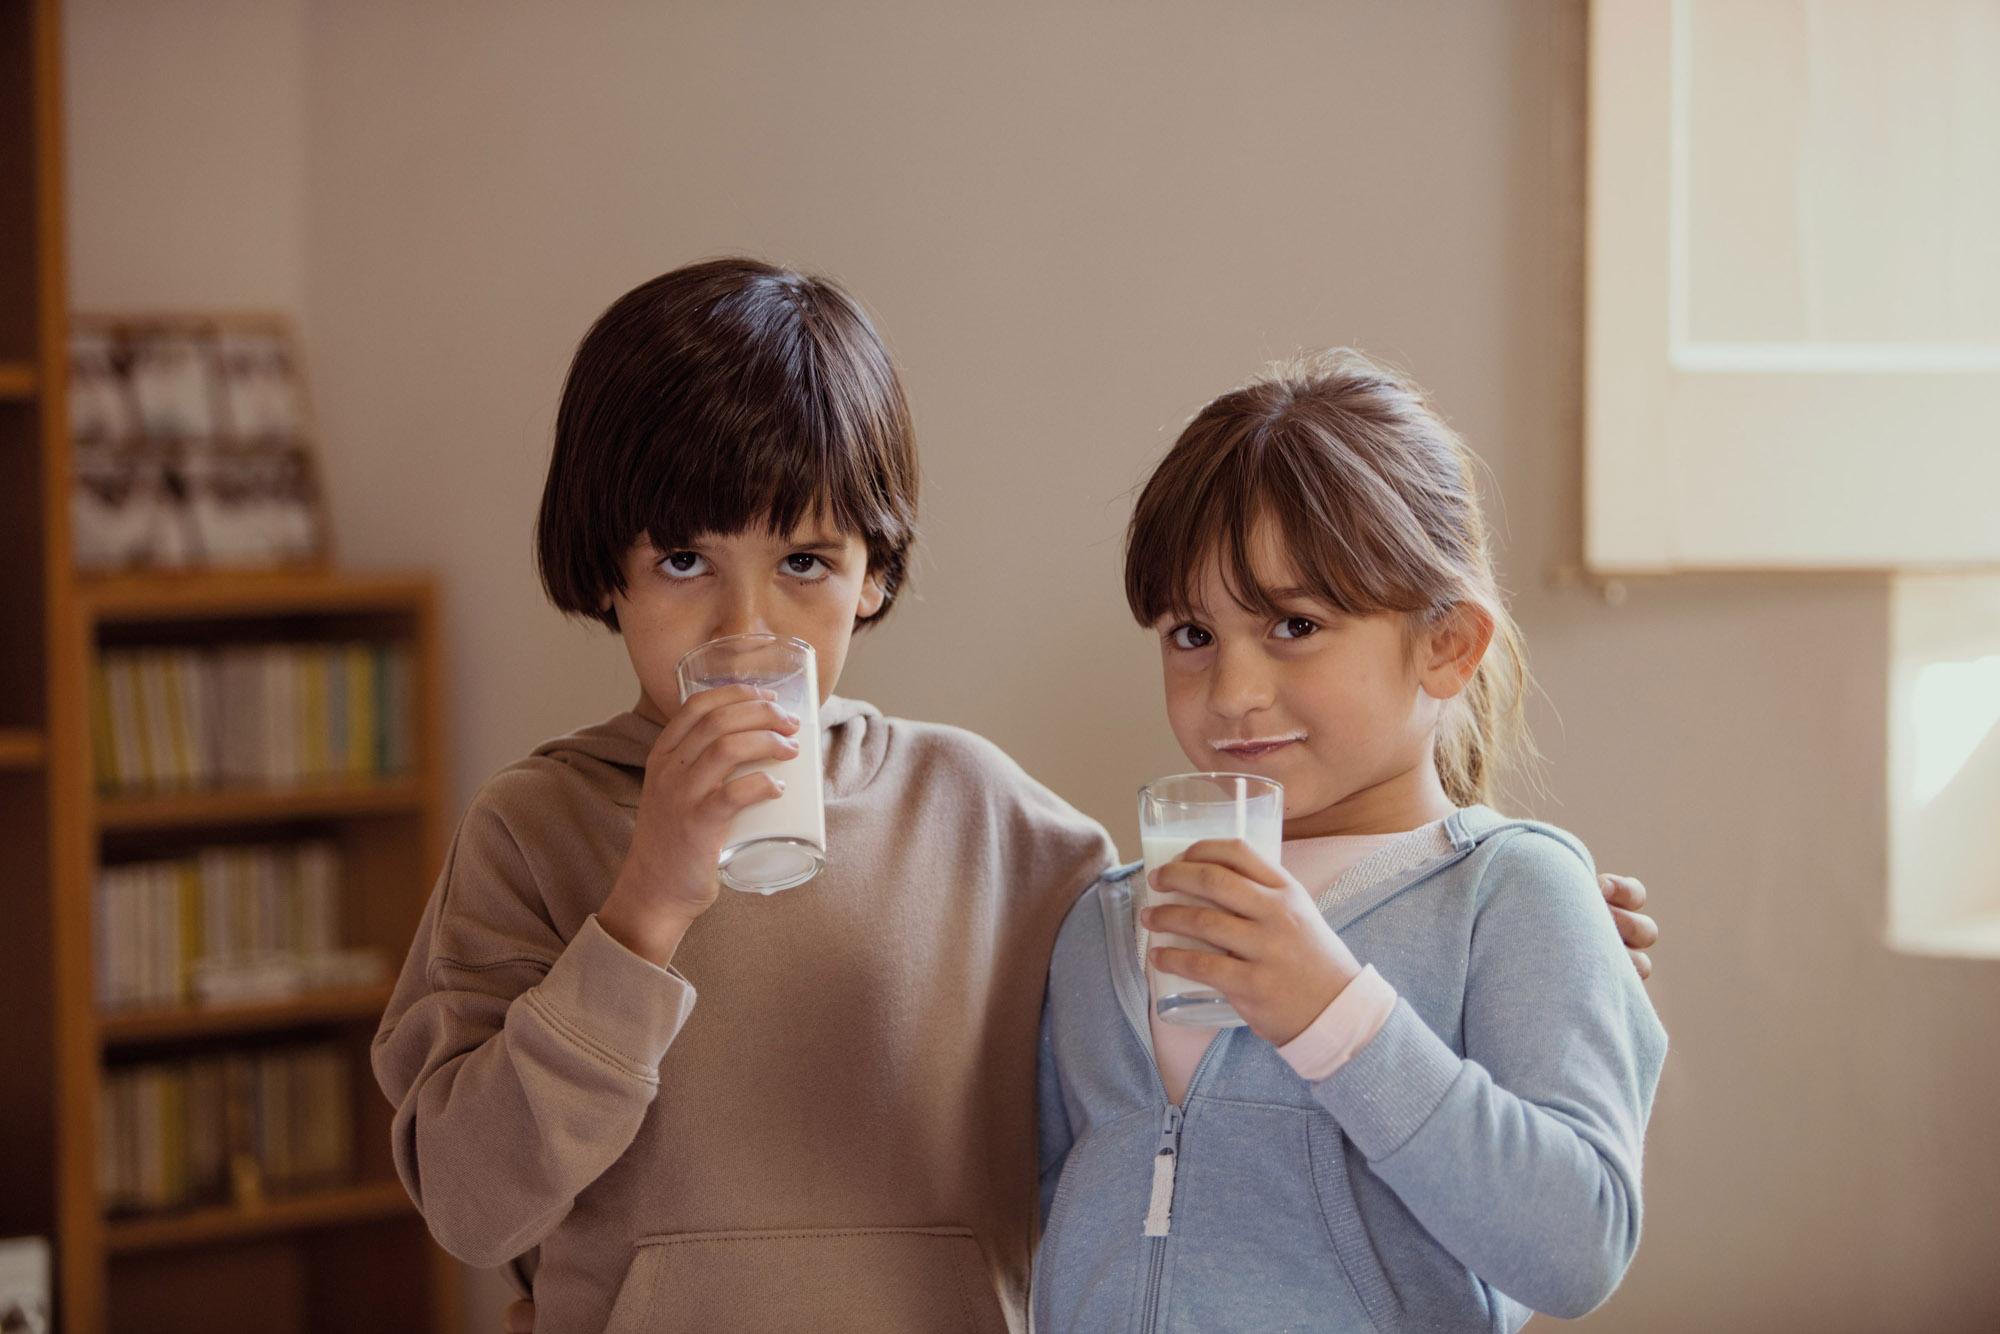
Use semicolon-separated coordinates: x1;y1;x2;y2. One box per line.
69;314;331;572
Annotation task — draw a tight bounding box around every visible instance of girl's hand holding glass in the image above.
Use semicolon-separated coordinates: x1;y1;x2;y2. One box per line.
1142;838;1366;1047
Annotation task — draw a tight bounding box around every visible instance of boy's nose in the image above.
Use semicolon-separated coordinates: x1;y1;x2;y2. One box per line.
715;600;775;641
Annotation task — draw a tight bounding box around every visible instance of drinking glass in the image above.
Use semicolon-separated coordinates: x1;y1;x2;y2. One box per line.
1138;771;1284;1026
674;633;826;894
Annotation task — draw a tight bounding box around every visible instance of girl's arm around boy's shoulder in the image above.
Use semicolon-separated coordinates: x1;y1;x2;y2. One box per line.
1309;825;1668;1319
371;761;696;1268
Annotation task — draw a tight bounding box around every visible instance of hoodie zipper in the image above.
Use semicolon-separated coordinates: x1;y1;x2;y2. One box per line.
1131;1019;1230;1333
1142;1103;1183;1238
1138;1103;1180;1333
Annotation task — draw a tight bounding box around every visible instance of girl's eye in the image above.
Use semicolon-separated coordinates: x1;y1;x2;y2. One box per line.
782;553;831;581
659;551;710;579
1273;616;1320;641
1167;624;1213;650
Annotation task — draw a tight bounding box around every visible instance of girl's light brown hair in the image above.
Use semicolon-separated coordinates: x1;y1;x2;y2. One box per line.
1123;347;1532;807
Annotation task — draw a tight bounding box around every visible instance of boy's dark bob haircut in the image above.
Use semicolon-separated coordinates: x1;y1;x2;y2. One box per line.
536;257;919;631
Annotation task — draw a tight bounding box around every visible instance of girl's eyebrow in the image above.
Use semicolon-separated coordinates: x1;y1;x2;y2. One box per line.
786;537;848;553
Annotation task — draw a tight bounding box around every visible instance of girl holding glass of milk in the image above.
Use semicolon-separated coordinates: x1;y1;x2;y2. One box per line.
1033;349;1668;1333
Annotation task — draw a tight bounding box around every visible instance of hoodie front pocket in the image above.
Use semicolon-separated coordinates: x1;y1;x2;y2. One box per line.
602;1225;1008;1334
1305;1116;1398;1334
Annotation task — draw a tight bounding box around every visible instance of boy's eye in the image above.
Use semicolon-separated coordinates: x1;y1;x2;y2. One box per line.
1167;624;1213;650
782;553;830;580
1273;616;1320;641
659;551;710;579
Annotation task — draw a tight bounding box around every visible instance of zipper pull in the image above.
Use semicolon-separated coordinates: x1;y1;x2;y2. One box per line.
1142;1104;1183;1237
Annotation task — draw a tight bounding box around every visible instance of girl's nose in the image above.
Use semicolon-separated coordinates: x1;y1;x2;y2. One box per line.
1208;645;1276;719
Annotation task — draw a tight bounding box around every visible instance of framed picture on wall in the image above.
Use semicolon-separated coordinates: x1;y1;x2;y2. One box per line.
69;314;333;573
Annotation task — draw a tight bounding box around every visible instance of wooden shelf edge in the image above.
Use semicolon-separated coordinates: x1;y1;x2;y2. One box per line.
99;982;395;1047
95;775;429;830
0;361;36;399
77;568;435;622
105;1180;416;1255
0;727;48;770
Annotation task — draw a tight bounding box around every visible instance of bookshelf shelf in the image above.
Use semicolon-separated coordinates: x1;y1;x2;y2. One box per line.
96;776;429;830
99;983;397;1048
0;360;35;398
79;568;432;623
104;1179;415;1256
0;726;46;768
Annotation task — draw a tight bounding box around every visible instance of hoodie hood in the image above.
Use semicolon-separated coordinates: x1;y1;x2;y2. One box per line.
527;694;890;808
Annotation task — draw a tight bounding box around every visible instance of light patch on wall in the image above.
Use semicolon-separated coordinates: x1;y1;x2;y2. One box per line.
1909;655;2000;807
1887;573;2000;958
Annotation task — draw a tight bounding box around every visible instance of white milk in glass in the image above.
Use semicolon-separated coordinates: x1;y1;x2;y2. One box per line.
676;635;827;894
1142;821;1283;1023
718;659;824;891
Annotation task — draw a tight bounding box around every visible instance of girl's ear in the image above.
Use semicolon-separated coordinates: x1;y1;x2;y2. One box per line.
856;566;889;620
1418;602;1495;701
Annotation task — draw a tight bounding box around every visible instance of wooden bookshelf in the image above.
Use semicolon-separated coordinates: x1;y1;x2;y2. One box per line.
78;569;436;620
105;1180;416;1256
0;5;460;1330
97;776;430;831
0;724;46;767
99;983;398;1049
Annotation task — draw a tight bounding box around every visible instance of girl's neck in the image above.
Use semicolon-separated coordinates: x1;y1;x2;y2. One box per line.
1281;755;1459;840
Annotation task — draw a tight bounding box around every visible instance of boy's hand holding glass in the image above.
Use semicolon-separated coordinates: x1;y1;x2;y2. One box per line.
1142;839;1366;1048
596;683;801;966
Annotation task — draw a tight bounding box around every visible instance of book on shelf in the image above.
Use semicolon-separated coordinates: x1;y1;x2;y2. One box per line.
95;840;387;1012
0;1233;50;1334
90;640;414;792
98;1042;355;1217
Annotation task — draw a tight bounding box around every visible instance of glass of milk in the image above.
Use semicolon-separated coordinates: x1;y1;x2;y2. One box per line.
1138;771;1284;1027
674;633;826;894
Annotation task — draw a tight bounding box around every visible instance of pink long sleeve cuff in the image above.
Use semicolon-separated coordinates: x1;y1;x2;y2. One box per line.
1276;963;1397;1082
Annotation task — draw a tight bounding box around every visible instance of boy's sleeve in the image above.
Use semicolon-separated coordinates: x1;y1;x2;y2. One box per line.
1307;831;1668;1319
370;782;696;1268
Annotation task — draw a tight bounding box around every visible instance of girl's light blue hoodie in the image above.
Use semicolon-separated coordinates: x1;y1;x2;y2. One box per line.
1034;806;1667;1333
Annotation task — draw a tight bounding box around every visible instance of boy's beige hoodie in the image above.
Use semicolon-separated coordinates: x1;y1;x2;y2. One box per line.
372;696;1116;1333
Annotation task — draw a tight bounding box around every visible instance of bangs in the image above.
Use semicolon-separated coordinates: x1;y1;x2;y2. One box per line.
1124;404;1439;627
538;258;919;629
624;278;914;556
625;384;911;558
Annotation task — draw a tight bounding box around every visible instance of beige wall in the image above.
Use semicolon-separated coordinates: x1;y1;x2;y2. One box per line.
66;0;307;312
65;3;2000;1331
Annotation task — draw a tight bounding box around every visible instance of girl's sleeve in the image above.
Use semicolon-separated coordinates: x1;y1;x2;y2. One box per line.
1306;830;1668;1319
369;780;696;1268
1035;985;1074;1232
